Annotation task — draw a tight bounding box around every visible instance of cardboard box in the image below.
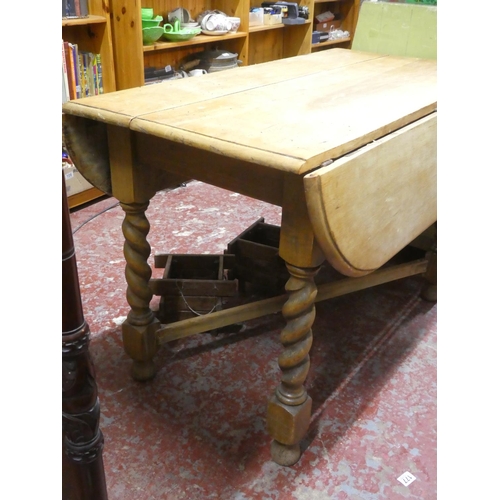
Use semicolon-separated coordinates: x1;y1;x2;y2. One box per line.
314;19;342;32
63;162;93;196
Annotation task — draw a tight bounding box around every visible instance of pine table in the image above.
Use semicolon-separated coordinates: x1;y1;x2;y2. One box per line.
63;48;437;466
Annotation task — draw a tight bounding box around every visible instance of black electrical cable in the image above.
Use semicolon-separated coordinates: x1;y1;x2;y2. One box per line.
72;201;120;234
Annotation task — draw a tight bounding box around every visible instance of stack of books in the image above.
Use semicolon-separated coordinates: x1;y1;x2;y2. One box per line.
62;40;104;103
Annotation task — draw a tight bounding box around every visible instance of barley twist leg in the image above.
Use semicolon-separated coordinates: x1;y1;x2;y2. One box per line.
120;201;160;381
267;263;320;466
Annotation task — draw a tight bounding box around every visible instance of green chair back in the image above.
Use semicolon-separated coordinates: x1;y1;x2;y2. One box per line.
352;1;437;59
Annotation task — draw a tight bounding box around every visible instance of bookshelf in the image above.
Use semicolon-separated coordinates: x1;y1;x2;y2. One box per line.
108;0;359;90
62;0;116;208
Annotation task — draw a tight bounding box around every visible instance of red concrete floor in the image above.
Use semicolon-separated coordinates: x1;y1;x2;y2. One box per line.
69;180;437;499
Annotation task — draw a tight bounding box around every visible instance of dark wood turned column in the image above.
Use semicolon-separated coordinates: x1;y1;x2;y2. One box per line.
62;172;108;500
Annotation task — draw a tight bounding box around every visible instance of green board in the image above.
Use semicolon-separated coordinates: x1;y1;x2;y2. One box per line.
352;1;437;60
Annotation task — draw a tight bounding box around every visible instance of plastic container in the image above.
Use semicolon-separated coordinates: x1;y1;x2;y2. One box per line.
249;8;264;27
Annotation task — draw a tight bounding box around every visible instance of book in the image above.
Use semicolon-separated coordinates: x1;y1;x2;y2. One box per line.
96;54;104;94
82;52;95;96
80;0;89;17
65;0;77;17
71;43;81;99
78;52;88;97
91;54;99;95
63;0;88;18
62;40;70;103
64;41;77;100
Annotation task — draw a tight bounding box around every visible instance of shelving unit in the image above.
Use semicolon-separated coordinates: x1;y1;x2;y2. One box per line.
311;0;359;51
62;0;116;208
109;0;359;89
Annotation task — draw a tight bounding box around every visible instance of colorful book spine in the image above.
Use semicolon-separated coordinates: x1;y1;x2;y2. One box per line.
71;43;81;99
84;53;95;96
64;41;77;100
62;40;70;103
96;54;104;94
78;52;84;97
91;54;99;95
78;52;88;97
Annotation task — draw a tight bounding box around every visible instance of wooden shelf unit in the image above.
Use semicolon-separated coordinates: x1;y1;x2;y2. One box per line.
62;0;117;209
108;0;359;89
312;0;359;48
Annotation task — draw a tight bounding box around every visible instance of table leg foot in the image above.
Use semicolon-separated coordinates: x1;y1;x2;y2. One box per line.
271;440;301;467
267;263;319;466
122;318;160;382
268;393;312;465
421;241;437;302
132;360;156;382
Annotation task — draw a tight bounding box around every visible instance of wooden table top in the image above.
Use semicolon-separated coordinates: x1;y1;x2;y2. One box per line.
62;49;436;175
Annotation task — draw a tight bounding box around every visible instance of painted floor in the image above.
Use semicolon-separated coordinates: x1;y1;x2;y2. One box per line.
69;180;437;499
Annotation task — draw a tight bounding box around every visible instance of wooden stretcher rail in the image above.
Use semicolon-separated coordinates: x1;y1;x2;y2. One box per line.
156;258;428;344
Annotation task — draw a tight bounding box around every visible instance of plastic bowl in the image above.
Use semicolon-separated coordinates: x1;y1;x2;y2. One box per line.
141;8;154;20
162;28;200;42
142;26;164;44
142;15;163;28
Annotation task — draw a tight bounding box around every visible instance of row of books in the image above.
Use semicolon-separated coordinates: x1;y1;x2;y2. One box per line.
62;40;104;103
62;0;89;18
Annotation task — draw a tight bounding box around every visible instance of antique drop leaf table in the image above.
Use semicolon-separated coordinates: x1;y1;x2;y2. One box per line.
62;48;437;466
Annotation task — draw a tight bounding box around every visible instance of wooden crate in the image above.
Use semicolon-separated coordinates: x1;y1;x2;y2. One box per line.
225;218;289;294
150;254;238;323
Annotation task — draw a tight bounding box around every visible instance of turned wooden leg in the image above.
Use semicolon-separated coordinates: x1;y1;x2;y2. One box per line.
63;326;108;500
267;263;320;466
63;172;108;499
421;241;437;302
120;201;160;381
